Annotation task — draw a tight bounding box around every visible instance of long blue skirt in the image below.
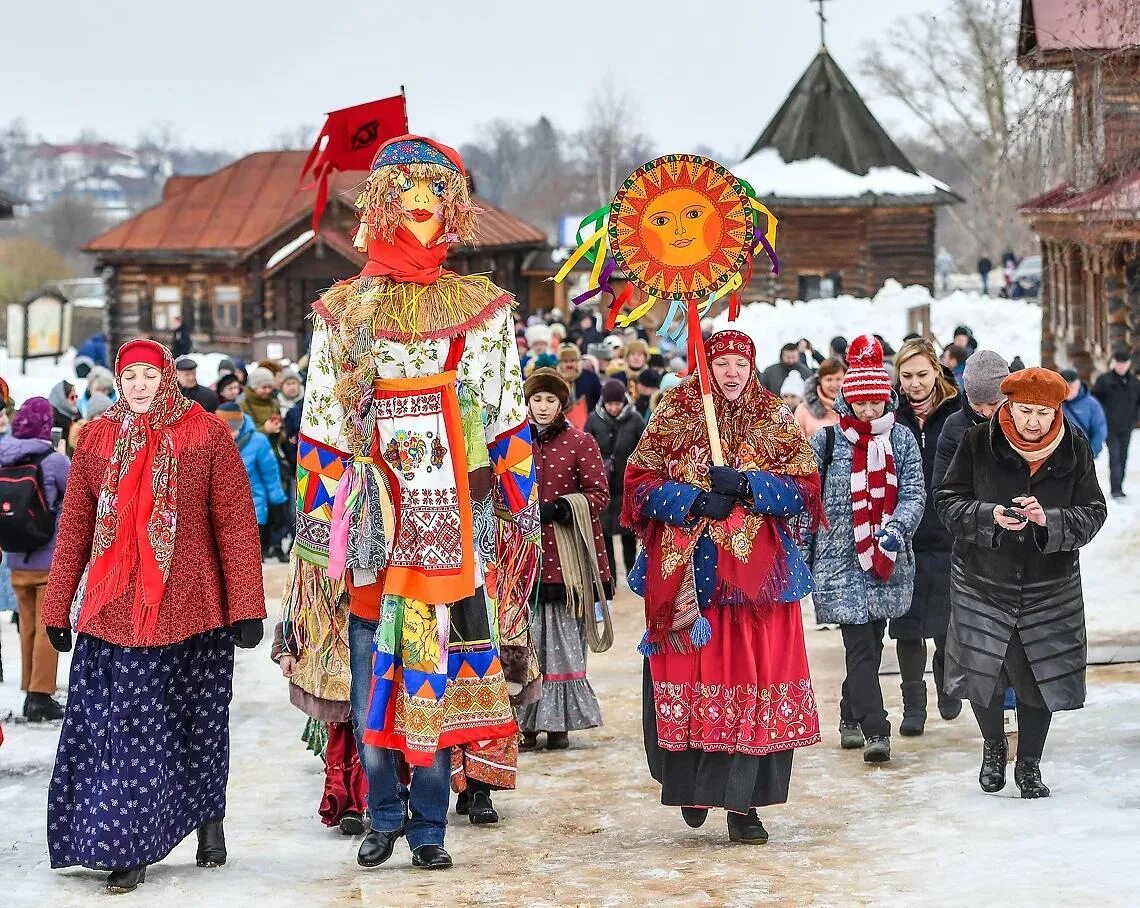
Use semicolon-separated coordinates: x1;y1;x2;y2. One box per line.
48;628;234;870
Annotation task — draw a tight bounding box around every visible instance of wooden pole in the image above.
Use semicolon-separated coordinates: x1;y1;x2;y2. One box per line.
687;298;725;467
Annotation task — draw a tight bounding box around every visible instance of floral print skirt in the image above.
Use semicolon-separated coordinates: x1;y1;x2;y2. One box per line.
48;628;234;870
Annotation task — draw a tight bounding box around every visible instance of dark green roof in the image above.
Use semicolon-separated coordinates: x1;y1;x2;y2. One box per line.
746;48;918;176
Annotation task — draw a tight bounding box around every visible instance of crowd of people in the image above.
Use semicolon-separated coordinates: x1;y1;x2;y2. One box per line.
0;132;1134;897
0;307;1131;888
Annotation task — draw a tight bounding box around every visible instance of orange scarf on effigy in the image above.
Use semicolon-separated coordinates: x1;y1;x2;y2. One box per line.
998;404;1065;476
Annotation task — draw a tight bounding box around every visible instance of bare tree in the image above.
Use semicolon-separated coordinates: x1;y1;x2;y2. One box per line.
860;0;1072;260
272;124;318;151
575;81;655;208
0;237;72;305
26;196;105;260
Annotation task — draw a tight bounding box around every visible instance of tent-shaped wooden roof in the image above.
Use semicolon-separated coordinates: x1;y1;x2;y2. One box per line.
84;150;547;260
744;48;917;176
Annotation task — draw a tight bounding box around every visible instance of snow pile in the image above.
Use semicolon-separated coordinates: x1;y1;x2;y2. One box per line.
723;280;1042;366
265;230;314;270
734;148;951;199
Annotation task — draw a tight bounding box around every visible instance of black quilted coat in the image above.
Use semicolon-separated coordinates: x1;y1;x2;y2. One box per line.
934;417;1106;711
889;392;959;640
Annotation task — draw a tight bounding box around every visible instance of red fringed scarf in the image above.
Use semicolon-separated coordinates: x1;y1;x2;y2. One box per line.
80;340;209;644
839;411;899;581
622;368;823;652
360;225;448;285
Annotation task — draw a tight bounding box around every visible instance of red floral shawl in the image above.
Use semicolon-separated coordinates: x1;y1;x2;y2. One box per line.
80;340;211;644
622;369;822;650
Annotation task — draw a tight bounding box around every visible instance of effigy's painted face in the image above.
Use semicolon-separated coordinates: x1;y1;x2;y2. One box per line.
394;170;446;245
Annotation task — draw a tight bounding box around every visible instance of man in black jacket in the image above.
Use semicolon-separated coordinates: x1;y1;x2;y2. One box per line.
175;358;220;413
933;350;1010;488
761;343;811;395
1092;350;1140;499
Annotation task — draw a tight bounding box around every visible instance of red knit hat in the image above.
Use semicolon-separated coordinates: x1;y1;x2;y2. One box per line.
842;334;892;403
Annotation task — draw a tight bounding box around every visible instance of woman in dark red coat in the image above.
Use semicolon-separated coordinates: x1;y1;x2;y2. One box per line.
516;368;611;751
40;339;266;894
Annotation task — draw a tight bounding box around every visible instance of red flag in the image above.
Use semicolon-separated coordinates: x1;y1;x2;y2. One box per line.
566;397;587;430
300;93;409;232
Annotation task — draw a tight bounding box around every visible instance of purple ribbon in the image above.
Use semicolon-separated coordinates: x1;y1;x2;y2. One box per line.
752;225;780;276
572;257;617;306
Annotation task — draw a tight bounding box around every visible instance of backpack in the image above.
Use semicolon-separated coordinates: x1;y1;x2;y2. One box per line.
0;450;58;554
819;425;836;489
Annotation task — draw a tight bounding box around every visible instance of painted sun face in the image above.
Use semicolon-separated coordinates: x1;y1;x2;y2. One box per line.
641;187;723;269
609;155;752;301
393;171;447;245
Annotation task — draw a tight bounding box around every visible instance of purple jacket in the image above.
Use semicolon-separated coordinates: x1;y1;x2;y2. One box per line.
0;435;70;571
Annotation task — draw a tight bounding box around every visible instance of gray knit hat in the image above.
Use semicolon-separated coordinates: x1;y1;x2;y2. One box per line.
963;350;1010;404
247;367;276;390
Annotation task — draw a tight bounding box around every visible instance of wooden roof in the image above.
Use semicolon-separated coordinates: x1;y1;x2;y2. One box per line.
84;150;547;259
744;48;918;176
1021;171;1140;219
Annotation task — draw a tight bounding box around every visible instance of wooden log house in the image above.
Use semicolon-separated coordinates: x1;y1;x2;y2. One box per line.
734;48;960;302
83;151;548;357
1017;0;1140;377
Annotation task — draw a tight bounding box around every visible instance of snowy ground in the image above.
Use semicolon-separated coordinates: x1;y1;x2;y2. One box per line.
2;437;1138;908
724;280;1042;368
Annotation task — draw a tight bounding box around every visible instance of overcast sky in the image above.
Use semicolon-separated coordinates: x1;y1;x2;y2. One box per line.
5;0;953;160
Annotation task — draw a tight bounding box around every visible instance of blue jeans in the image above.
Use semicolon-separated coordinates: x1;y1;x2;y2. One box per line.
348;614;451;849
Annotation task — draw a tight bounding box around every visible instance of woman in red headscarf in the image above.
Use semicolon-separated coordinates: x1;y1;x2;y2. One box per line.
622;329;823;844
40;339;266;894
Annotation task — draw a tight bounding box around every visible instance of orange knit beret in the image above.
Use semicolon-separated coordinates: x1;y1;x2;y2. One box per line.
999;367;1068;410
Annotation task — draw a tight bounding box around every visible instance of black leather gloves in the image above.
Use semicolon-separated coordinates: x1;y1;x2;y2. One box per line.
691;492;736;521
709;466;750;499
539;499;572;525
46;626;73;653
233;619;264;649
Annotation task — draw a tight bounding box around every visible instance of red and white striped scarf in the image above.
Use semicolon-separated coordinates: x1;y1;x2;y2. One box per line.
840;411;899;581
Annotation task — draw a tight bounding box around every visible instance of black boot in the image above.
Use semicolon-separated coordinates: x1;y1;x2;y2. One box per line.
838;720;864;750
411;844;453;869
680;806;708;828
727;809;769;844
338;811;367;836
937;687;962;721
979;737;1008;793
468;790;499;825
898;682;927;736
546;731;570;750
1014;759;1050;799
519;732;538;752
24;692;65;722
106;865;147;893
455;790;469;815
863;735;891;763
358;829;403;867
195;820;227;867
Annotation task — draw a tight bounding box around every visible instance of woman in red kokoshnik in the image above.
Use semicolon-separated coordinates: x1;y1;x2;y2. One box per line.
623;329;823;844
41;339;266;894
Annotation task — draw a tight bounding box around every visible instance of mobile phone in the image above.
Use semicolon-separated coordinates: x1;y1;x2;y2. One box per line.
1004;507;1028;522
51;427;63;447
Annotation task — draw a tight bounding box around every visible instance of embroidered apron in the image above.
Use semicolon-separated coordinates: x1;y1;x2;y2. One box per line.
371;337;475;606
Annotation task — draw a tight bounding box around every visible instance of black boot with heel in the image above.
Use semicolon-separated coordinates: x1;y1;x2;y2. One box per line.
196;820;227;867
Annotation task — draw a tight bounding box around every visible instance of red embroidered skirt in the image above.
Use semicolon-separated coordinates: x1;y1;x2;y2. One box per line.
648;603;820;757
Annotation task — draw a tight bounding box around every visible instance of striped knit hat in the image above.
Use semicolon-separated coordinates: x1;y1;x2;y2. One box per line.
842;334;892;403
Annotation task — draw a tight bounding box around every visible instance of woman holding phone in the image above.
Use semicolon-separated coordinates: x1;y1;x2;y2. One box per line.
936;368;1106;798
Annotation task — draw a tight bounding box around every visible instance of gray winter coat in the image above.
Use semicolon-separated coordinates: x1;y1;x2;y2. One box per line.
800;393;927;626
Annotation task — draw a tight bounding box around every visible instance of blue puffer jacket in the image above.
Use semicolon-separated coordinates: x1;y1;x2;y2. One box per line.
800;392;926;625
1062;384;1107;458
234;414;287;524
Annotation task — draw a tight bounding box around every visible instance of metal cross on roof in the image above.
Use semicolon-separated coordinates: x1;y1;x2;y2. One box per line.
810;0;832;48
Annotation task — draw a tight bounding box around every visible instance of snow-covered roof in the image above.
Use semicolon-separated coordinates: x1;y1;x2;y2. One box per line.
265;229;315;270
735;148;955;206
